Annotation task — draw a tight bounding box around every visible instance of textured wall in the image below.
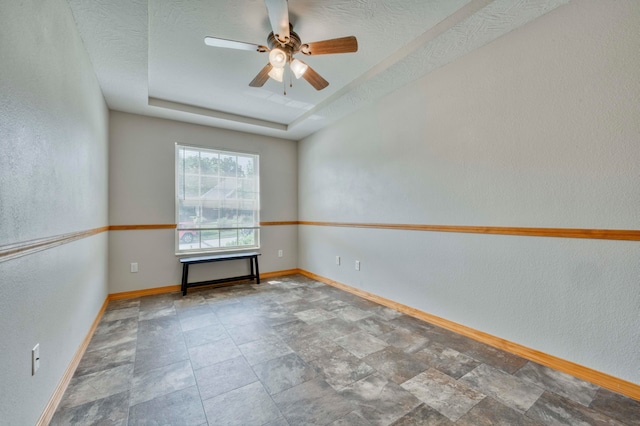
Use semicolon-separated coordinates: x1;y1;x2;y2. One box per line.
298;0;640;384
0;0;109;424
108;112;298;293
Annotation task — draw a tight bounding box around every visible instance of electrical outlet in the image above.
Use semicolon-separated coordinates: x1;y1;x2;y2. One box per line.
278;250;283;258
355;260;360;271
32;344;40;375
130;263;138;273
336;256;340;265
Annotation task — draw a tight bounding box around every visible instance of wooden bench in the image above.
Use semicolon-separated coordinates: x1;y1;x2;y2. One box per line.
179;251;260;295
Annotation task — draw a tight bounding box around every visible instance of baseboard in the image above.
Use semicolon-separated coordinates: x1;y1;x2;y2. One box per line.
298;269;640;401
108;269;301;300
260;269;300;279
108;285;182;300
36;297;109;426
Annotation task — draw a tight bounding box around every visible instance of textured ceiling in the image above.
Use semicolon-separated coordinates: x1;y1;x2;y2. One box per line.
67;0;570;140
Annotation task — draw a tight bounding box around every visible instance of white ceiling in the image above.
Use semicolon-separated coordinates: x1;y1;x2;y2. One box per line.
67;0;569;140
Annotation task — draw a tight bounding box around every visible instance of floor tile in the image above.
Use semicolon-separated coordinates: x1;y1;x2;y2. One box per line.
362;346;428;385
226;321;278;345
59;364;133;410
50;390;129;426
128;386;206;426
313;318;361;340
183;322;229;348
309;348;375;390
285;334;343;363
106;299;140;311
456;396;540;426
101;306;139;322
339;373;422;425
188;336;241;369
369;306;404;321
179;312;221;332
313;297;351;311
129;360;195;407
75;340;136;377
264;417;291;426
253;353;317;395
194;356;258;400
134;339;189;374
389;403;454;426
272;319;318;341
353;316;396;337
138;305;176;321
459;363;544;413
295;308;337;324
333;306;374;322
412;343;480;379
446;337;528;374
238;335;294;366
93;316;138;336
272;377;355;425
380;328;429;353
526;391;625;425
589;388;640;426
515;361;599;406
331;410;372;425
86;328;137;353
401;368;485;422
203;381;282;426
388;315;433;334
334;331;389;358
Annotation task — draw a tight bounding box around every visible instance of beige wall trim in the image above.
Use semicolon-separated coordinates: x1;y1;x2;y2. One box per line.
298;269;640;401
260;221;298;226
0;226;109;263
36;298;109;426
109;224;177;231
298;221;640;241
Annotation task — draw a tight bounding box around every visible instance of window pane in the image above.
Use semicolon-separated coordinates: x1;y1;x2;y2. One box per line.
176;144;259;253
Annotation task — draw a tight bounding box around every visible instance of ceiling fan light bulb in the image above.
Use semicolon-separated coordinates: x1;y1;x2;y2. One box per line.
290;59;308;79
268;66;284;82
268;48;287;68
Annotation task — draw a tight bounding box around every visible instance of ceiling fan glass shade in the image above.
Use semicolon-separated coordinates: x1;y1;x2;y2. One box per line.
290;59;308;79
268;66;284;82
268;48;287;68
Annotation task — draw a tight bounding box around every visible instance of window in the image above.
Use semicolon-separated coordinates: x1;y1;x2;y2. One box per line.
175;144;259;253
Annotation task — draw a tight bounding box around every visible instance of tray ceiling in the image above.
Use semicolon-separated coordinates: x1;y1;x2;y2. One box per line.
67;0;570;140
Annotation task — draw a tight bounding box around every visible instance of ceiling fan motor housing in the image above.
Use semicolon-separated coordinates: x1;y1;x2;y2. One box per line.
267;28;301;58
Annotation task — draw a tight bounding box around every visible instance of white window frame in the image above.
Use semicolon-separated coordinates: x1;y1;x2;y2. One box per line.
175;143;260;255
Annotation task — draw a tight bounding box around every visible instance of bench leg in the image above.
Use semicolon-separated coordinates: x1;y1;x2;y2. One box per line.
181;264;189;296
254;256;260;284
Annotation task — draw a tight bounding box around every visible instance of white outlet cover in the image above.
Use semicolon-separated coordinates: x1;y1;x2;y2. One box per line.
355;260;360;271
130;263;138;273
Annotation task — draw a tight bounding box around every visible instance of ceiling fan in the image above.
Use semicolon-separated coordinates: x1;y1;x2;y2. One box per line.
204;0;358;91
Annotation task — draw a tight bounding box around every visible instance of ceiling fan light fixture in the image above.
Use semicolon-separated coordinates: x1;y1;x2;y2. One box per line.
268;48;287;68
268;66;284;82
290;58;308;79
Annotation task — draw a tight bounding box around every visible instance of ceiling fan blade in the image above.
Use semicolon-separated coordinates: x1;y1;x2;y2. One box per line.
300;36;358;55
249;63;273;87
302;65;329;91
204;36;267;52
264;0;290;44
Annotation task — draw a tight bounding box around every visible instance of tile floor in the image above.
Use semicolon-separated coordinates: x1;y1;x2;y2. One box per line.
52;274;640;425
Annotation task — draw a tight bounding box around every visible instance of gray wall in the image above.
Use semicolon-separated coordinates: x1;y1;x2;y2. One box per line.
108;112;298;294
0;0;109;424
298;0;640;385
